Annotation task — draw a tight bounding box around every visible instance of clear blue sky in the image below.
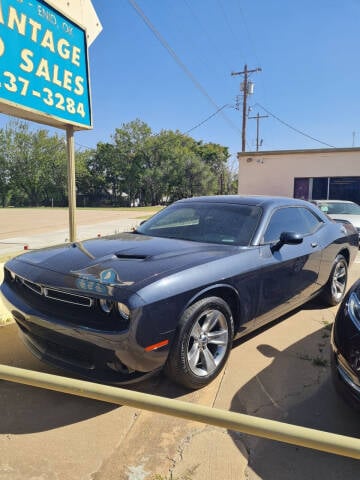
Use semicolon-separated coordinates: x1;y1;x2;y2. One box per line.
4;0;360;169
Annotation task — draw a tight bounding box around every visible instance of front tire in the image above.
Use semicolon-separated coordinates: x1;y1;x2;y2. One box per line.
164;296;234;389
320;254;348;306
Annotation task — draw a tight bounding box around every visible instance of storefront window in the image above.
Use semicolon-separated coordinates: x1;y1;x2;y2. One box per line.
294;176;360;203
293;178;309;200
312;178;328;200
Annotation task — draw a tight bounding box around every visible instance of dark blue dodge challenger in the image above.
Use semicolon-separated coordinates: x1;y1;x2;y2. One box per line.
1;196;358;389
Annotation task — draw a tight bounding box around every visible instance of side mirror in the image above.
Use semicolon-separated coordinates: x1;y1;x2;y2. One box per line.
271;231;303;253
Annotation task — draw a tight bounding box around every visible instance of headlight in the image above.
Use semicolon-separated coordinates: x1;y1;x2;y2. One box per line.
99;298;113;314
117;302;130;320
4;267;16;282
348;292;360;330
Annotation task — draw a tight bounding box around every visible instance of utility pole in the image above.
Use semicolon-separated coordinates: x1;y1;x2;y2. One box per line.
248;112;268;151
231;64;261;151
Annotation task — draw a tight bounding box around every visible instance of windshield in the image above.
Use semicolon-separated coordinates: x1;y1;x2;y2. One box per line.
137;202;262;246
317;201;360;215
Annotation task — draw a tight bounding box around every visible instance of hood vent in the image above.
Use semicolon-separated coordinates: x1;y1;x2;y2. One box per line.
115;253;148;260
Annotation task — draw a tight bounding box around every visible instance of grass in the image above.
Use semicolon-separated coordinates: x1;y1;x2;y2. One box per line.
312;356;329;367
2;206;163;212
78;206;163;212
0;316;13;326
321;320;333;332
151;466;198;480
297;353;329;367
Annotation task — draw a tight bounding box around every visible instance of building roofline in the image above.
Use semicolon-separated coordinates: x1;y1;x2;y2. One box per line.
237;147;360;158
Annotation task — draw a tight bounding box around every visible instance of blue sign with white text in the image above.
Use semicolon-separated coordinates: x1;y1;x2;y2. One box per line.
0;0;91;128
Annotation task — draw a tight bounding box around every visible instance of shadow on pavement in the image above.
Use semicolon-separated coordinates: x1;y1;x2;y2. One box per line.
0;323;188;435
0;324;117;434
229;325;360;479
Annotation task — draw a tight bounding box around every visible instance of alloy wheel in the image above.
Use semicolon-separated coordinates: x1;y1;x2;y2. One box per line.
186;308;229;377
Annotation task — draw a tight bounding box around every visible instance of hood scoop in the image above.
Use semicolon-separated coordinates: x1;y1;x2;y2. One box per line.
115;253;148;260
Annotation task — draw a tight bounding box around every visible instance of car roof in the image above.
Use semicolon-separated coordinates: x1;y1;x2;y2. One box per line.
175;195;311;208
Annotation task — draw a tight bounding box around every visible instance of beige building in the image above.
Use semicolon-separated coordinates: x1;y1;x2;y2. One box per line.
237;147;360;203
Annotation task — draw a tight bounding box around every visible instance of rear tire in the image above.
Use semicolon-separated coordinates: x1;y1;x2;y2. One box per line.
164;296;234;389
320;254;348;306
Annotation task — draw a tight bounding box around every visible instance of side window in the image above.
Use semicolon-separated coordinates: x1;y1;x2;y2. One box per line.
298;208;324;233
263;207;321;243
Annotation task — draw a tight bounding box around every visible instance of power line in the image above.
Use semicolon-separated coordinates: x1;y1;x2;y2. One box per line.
135;104;231;155
3;103;233;154
127;0;241;135
75;142;94;150
216;0;245;62
185;104;229;134
255;102;337;149
182;0;233;72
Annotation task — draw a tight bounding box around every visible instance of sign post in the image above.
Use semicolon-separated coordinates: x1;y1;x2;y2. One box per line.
66;125;76;242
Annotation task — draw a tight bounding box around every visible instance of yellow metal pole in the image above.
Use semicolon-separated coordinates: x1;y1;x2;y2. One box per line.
0;364;360;459
66;125;77;242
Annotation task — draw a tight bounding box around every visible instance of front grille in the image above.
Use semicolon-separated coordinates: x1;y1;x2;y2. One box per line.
4;268;130;332
18;275;93;307
43;287;93;307
23;279;42;295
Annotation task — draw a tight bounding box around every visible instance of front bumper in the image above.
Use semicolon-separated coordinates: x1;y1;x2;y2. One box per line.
331;340;360;410
1;282;168;384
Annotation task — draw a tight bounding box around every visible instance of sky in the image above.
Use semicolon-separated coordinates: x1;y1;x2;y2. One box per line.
3;0;360;169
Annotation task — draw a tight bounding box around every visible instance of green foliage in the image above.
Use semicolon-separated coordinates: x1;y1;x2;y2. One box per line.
2;120;69;206
151;465;198;480
0;118;237;207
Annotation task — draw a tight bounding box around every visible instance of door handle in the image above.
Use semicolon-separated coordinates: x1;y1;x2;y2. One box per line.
311;242;318;248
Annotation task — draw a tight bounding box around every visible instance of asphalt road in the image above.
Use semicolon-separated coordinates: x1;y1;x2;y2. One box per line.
0;256;359;479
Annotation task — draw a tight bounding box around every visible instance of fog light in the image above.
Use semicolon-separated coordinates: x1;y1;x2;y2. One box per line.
117;302;130;320
99;298;113;314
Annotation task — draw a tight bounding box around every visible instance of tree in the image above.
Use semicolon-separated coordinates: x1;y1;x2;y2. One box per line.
196;142;231;194
0;128;12;207
112;119;152;206
6;121;67;206
0;117;237;207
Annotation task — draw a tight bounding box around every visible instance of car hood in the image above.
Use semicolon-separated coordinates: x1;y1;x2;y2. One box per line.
8;233;240;292
328;214;360;229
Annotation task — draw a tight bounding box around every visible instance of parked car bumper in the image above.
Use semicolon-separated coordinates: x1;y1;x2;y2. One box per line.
331;344;360;410
1;282;168;384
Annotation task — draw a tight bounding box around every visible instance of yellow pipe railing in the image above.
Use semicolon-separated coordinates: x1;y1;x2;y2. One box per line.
1;364;359;459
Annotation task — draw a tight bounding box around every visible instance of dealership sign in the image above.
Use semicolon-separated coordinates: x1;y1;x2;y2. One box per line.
0;0;91;129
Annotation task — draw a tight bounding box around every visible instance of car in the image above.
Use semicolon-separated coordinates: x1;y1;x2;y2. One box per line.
312;199;360;241
331;279;360;410
1;195;358;389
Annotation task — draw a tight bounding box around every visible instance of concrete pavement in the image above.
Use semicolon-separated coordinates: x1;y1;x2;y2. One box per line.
0;213;148;255
1;259;360;479
0;228;360;478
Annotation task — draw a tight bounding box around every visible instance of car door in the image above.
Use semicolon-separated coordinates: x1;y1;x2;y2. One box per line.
254;206;324;327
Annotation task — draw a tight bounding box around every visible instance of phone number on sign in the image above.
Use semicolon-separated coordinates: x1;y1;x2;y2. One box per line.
1;71;86;118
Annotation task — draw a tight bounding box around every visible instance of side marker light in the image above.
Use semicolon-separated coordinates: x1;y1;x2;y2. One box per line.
145;339;169;352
